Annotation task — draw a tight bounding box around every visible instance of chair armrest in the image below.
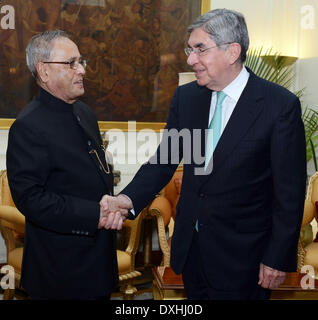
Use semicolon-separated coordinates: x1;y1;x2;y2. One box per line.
148;196;173;266
302;200;316;227
123;207;147;258
0;205;25;233
148;196;172;227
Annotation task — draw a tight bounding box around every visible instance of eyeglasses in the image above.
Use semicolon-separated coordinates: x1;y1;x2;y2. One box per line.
184;43;232;57
43;58;87;70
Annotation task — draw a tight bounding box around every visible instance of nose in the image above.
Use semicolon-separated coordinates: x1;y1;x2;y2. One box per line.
187;51;199;66
77;63;86;75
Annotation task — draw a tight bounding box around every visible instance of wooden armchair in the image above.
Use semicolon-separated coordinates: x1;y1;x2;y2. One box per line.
298;171;318;275
115;208;146;299
0;169;144;300
148;167;183;266
0;170;25;300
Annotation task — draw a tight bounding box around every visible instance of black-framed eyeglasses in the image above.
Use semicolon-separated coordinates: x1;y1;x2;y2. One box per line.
43;58;87;70
184;43;232;57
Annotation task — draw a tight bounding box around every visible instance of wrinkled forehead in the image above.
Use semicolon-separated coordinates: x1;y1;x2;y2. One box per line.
188;28;215;48
50;38;80;60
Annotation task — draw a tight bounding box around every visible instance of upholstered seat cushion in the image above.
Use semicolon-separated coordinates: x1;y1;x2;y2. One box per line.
0;172;16;207
8;247;23;273
303;200;316;227
304;242;318;274
116;250;131;275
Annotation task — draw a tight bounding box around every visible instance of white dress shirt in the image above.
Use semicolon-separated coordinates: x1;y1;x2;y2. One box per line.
208;66;250;133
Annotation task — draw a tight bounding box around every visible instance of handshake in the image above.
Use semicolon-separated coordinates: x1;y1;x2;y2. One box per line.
98;194;133;230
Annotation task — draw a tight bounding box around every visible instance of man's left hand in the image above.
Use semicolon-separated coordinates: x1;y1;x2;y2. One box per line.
258;263;286;289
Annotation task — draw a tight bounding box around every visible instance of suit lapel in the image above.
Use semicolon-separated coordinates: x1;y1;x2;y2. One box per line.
199;70;265;183
189;85;212;171
191;85;212;131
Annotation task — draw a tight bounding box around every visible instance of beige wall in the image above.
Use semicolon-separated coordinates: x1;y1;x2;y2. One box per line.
211;0;318;109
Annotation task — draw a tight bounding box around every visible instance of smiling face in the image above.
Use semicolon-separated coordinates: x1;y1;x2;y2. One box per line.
186;28;241;91
38;37;85;104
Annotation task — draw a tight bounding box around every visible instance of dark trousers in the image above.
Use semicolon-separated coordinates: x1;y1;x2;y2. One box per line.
181;230;271;300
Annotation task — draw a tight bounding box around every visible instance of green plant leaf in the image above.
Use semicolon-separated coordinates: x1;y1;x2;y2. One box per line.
309;138;318;171
245;47;295;90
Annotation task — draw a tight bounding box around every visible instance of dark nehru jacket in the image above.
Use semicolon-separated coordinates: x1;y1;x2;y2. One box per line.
6;88;117;299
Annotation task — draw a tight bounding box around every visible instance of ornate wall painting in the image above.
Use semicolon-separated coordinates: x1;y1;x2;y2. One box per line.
0;0;205;125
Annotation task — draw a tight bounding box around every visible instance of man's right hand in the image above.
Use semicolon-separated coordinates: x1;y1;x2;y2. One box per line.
98;194;133;230
98;208;108;229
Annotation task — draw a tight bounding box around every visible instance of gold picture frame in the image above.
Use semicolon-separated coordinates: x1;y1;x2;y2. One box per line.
201;0;211;14
0;0;211;131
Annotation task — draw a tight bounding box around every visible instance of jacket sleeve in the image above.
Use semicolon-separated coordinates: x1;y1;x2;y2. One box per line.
262;96;307;271
6;120;100;236
121;87;183;216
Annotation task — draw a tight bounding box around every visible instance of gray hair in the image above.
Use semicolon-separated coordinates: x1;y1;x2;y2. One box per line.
188;8;249;63
26;30;71;78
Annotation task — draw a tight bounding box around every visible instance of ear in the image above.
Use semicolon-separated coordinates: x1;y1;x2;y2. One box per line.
227;43;242;65
36;62;49;83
